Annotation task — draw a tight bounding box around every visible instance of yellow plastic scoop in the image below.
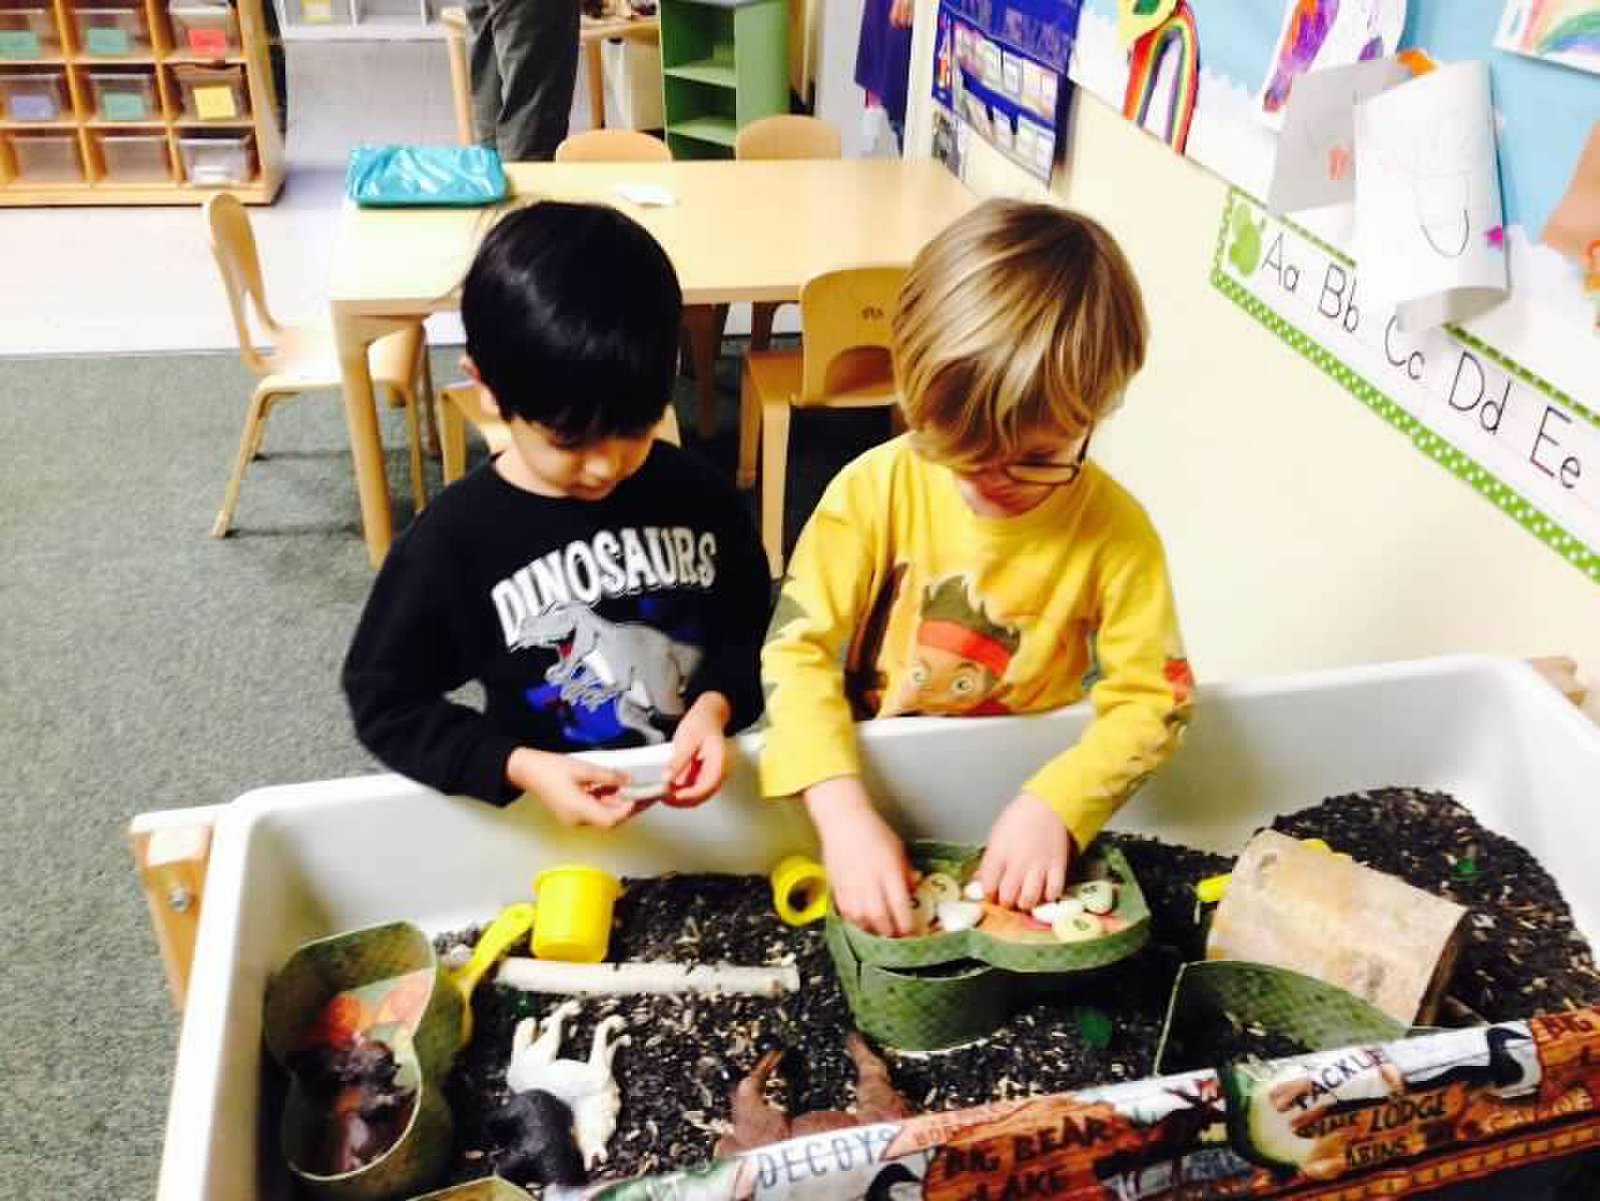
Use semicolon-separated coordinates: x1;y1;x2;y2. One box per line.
449;902;536;1048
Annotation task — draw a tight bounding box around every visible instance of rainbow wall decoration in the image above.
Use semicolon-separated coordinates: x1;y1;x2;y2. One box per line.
1495;0;1600;76
1120;0;1199;152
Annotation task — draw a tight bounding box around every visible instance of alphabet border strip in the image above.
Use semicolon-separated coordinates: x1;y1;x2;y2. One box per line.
1211;188;1600;587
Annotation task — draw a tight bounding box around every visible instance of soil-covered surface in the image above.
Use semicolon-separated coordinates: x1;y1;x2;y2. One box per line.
431;788;1600;1191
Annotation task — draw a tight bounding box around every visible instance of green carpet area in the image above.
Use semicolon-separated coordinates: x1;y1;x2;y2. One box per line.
0;347;887;1198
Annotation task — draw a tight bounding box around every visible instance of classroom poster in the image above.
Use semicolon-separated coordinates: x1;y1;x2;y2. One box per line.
930;0;1082;182
1215;189;1600;585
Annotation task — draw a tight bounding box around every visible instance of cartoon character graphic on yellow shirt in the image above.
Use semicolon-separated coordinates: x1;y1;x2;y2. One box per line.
896;575;1021;716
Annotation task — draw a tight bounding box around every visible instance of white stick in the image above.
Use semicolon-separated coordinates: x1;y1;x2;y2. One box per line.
496;958;800;998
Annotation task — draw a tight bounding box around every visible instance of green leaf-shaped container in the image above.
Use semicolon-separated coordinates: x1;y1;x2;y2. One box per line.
825;842;1151;1051
264;921;464;1201
839;841;1151;972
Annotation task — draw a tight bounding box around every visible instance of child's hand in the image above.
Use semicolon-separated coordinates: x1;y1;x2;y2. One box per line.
665;692;733;806
506;748;637;828
976;792;1073;911
805;776;915;937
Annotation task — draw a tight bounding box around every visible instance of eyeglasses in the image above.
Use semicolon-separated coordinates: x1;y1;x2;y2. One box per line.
1000;429;1092;486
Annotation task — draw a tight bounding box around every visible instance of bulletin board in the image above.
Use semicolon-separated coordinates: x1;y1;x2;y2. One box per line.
1066;0;1600;583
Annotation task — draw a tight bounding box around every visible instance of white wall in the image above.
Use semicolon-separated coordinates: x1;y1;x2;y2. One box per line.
899;15;1600;715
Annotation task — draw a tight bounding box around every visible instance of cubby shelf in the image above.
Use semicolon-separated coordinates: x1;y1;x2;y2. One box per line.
0;0;284;205
658;0;786;160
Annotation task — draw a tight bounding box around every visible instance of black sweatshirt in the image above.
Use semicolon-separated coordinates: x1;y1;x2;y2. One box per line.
342;444;772;804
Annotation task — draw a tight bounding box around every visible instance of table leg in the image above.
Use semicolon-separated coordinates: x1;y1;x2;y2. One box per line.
587;39;606;130
334;307;395;568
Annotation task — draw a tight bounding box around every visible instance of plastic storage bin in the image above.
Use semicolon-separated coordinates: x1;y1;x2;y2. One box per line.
73;3;152;56
168;6;238;57
98;130;172;181
0;4;60;59
176;128;253;184
143;656;1600;1199
9;130;82;180
88;69;158;120
171;62;247;120
0;68;67;120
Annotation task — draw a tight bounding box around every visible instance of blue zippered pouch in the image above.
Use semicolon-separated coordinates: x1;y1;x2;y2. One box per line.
346;144;508;208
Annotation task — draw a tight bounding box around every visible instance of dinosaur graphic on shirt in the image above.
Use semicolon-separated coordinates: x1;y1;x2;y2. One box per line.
513;603;702;744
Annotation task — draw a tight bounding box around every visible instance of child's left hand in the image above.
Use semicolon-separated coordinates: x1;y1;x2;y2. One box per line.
665;692;734;806
976;792;1074;910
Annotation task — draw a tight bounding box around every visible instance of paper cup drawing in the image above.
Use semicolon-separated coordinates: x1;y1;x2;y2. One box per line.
1354;60;1509;331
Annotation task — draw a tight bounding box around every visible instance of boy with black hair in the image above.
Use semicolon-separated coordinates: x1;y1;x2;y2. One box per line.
343;202;770;827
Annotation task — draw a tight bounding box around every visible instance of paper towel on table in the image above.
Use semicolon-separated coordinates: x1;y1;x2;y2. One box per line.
1353;60;1508;332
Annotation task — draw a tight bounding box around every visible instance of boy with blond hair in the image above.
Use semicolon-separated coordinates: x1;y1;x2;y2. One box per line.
761;199;1193;936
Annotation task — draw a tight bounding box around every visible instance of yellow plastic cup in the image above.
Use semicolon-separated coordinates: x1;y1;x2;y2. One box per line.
770;854;830;926
531;866;621;963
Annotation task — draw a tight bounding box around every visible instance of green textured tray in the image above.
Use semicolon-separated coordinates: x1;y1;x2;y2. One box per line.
840;841;1151;973
1154;959;1412;1075
264;921;464;1201
826;912;1011;1051
412;1177;533;1200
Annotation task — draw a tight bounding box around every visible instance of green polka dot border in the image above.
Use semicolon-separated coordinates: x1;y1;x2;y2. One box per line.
1212;191;1600;586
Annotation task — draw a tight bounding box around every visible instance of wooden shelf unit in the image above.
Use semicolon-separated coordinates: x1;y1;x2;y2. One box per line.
0;0;284;205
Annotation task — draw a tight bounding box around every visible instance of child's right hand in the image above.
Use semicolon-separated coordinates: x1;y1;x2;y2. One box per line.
804;776;914;937
506;748;636;828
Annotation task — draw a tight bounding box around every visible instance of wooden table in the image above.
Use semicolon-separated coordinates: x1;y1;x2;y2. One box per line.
329;157;977;567
579;13;660;131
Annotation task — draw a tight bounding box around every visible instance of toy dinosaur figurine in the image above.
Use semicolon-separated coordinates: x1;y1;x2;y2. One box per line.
715;1033;914;1159
488;1089;588;1186
286;1035;416;1176
505;1000;630;1170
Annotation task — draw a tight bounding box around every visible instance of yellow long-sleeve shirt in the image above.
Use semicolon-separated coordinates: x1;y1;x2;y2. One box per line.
759;436;1192;849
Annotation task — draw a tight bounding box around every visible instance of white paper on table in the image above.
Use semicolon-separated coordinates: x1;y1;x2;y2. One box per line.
612;182;677;208
1256;0;1408;130
1268;57;1410;213
1354;60;1509;332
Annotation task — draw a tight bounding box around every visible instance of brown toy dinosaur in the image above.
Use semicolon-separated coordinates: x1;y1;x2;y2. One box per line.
715;1032;914;1159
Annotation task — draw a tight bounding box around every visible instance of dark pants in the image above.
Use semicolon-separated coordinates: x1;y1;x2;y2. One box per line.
465;0;580;162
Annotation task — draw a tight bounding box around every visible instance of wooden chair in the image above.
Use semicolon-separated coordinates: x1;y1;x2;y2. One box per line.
441;6;474;147
740;265;905;575
553;129;671;162
204;193;434;538
436;380;682;484
554;129;724;441
734;115;841;352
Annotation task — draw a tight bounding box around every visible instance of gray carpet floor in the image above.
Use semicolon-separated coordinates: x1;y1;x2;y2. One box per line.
0;347;887;1198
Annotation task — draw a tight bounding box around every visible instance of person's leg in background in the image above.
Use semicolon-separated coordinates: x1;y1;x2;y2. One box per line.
488;0;580;161
464;0;502;148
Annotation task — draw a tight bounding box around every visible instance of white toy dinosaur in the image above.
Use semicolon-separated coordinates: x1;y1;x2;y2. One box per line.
505;1000;630;1170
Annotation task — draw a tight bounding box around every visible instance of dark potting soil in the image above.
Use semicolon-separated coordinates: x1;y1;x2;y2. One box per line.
432;789;1600;1192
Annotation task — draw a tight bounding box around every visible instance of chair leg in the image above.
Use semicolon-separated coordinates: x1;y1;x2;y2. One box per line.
439;388;469;485
212;388;278;538
417;346;440;460
751;302;778;352
395;384;428;514
760;397;791;578
737;360;761;490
